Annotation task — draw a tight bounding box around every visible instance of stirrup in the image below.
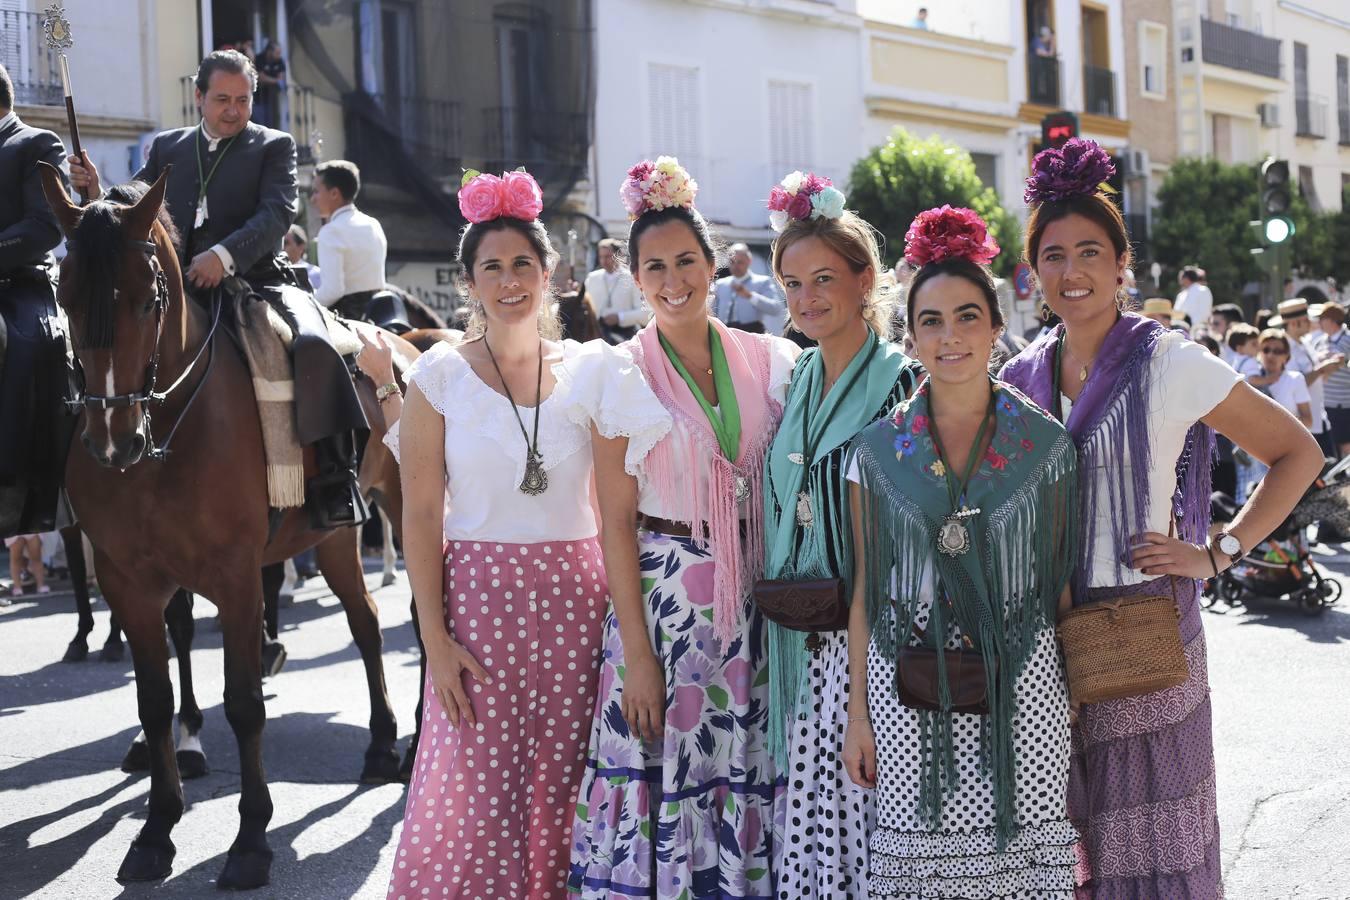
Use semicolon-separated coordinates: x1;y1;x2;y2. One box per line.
306;470;370;530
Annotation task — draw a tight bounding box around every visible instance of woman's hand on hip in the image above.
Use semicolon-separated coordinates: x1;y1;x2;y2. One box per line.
621;648;666;744
1129;531;1226;579
426;639;491;729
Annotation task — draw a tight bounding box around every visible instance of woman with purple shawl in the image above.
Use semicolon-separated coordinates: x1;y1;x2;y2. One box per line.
1001;138;1323;899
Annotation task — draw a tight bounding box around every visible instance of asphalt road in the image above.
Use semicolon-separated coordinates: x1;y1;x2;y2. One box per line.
2;554;1349;900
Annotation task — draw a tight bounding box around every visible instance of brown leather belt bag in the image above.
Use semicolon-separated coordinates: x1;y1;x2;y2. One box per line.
896;646;991;715
752;577;847;632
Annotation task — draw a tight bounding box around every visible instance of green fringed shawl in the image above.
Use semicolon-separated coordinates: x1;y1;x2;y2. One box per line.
762;333;917;763
849;378;1078;849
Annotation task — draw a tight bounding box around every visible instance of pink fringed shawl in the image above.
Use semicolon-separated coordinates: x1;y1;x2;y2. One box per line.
629;319;783;643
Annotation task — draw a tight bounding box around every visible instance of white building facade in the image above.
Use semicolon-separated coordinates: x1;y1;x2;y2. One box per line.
590;0;866;252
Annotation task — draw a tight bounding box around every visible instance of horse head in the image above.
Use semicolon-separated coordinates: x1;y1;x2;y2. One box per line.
39;162;173;469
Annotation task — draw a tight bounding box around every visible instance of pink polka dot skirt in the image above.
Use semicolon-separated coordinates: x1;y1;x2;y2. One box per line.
387;539;608;899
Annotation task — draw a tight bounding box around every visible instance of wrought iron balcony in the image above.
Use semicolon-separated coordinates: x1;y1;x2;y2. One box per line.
367;93;461;171
0;10;63;106
481;106;588;173
1084;65;1117;117
178;75;321;164
1200;18;1281;80
1340;105;1350;146
1027;55;1060;106
1295;94;1328;139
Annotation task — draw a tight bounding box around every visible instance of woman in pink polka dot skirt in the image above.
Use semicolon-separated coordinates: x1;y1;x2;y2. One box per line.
385;169;671;900
567;160;797;898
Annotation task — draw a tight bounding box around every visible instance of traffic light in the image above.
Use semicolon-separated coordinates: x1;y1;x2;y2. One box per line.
1260;158;1293;244
1041;111;1079;150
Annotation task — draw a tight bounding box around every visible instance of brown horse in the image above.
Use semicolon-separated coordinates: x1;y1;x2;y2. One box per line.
39;164;407;889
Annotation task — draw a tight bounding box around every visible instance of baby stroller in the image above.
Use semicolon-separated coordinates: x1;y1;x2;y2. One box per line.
1205;456;1350;615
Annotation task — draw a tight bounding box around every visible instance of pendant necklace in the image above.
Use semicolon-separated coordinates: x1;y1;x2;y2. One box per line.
1062;341;1092;383
927;388;996;557
483;336;548;496
789;337;879;528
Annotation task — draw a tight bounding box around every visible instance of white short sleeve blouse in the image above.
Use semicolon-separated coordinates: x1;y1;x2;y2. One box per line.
386;339;671;544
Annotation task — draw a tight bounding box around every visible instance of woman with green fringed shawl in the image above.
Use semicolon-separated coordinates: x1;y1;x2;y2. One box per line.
843;207;1080;899
759;175;922;900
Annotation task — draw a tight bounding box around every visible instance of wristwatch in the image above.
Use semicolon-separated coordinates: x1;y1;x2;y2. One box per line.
375;381;401;403
1212;531;1243;560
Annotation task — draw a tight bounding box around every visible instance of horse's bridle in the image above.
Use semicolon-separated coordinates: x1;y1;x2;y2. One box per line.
66;238;223;460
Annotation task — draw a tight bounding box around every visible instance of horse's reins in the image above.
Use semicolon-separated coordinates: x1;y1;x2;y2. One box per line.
65;237;222;460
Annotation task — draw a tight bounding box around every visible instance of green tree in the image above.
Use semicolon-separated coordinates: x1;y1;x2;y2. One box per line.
847;129;1021;277
1152;158;1263;305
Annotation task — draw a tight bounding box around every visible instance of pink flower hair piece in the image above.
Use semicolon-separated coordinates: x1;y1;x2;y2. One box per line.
458;168;544;224
765;170;845;232
619;156;698;219
903;205;1000;267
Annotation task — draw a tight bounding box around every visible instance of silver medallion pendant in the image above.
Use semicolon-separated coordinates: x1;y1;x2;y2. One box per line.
519;451;548;496
937;516;970;556
734;474;750;503
795;490;815;528
787;452;806;465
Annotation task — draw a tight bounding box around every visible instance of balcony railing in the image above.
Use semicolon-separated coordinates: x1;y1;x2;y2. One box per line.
0;10;63;106
179;75;321;164
368;93;462;172
1295;94;1328;139
1200;17;1281;79
482;106;588;172
1027;55;1060;107
1084;65;1117;117
1340;105;1350;146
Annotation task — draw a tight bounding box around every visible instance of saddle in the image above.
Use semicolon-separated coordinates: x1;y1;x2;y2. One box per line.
335;289;412;335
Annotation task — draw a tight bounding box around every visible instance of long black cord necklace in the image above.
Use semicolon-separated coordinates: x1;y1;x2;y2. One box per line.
483;337;548;496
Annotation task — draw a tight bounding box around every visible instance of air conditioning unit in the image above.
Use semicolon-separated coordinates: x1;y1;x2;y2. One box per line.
1123;148;1150;178
1258;103;1280;128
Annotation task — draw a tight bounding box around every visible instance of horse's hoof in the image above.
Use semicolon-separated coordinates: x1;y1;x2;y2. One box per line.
381;570;397;587
216;846;272;890
100;640;125;662
62;640;89;663
260;642;287;679
397;744;416;783
360;747;402;785
176;748;210;780
121;740;150;774
115;837;175;882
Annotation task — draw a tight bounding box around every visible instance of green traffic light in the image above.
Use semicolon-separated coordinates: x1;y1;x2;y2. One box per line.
1264;216;1294;244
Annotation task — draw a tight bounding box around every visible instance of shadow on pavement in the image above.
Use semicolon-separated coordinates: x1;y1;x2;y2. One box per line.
1217;600;1350;644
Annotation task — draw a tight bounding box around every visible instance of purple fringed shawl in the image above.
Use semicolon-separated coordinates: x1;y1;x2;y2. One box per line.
1001;314;1216;602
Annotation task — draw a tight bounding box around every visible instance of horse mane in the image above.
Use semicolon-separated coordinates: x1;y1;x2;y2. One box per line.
69;181;180;350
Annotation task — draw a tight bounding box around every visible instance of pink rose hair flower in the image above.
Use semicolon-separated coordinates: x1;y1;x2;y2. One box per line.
458;167;544;224
765;170;845;232
903;205;1001;268
619;156;699;219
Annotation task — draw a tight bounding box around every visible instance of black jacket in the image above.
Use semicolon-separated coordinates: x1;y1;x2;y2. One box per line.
0;113;66;271
135;121;298;275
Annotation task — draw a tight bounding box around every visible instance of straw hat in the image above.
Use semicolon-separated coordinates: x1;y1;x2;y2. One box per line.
1141;297;1173;317
1277;298;1309;320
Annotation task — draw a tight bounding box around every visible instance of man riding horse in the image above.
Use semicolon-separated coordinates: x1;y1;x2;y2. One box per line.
69;49;367;527
0;63;74;538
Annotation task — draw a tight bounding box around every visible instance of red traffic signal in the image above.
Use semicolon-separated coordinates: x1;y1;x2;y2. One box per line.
1041;111;1079;150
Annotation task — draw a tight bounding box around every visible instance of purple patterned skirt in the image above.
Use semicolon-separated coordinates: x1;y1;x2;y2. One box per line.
1068;575;1222;899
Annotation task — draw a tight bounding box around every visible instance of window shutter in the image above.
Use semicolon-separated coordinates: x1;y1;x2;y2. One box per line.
768;80;813;175
648;63;701;166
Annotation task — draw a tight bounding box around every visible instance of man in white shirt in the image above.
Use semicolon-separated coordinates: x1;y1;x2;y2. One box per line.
310;160;388;316
1174;266;1213;328
712;243;786;335
584;238;648;343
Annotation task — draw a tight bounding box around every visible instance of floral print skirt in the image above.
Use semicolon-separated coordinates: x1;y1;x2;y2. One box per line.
567;531;784;898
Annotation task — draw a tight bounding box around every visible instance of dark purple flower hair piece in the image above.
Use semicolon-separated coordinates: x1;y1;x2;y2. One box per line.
1023;137;1116;205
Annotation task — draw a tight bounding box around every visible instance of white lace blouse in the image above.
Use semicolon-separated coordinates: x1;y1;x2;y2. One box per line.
386;339;671;544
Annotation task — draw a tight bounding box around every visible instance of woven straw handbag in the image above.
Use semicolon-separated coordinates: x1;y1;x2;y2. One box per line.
1057;574;1189;704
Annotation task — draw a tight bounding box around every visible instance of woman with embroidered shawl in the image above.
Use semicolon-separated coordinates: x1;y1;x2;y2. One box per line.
760;172;922;899
568;158;799;898
1001;139;1322;899
844;206;1081;898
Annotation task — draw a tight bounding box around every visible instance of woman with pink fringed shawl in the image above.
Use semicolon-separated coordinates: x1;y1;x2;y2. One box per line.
567;157;799;898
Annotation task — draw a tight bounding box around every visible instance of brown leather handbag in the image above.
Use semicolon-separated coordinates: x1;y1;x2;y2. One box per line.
896;635;992;716
752;577;848;632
